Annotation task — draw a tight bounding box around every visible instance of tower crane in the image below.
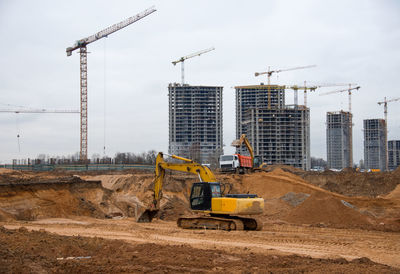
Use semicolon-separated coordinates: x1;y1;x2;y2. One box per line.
66;6;157;162
285;82;318;106
254;65;316;86
254;65;316;109
0;109;79;113
172;47;215;85
287;83;355;107
377;97;400;171
0;107;79;153
319;84;360;113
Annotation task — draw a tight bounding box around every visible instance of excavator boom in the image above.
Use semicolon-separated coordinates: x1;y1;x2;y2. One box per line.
231;134;254;165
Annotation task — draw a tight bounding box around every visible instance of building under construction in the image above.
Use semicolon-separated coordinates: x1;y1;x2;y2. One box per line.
326;111;352;170
168;83;223;164
235;84;310;170
388;140;400;171
363;119;387;171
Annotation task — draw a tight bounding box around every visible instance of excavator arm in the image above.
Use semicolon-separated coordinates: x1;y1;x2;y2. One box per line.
231;134;254;166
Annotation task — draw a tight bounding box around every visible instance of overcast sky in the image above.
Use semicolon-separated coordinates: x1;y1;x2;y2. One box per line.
0;0;399;164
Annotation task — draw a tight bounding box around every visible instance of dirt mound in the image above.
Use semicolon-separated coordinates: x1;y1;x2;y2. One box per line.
0;168;15;175
263;164;307;176
238;168;330;199
303;170;400;197
1;226;397;273
384;184;400;200
0;179;111;221
283;192;375;229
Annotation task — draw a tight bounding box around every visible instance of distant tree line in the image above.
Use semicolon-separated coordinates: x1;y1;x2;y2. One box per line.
11;150;158;165
310;157;327;169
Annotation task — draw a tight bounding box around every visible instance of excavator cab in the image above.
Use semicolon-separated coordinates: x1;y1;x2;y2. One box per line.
190;182;221;211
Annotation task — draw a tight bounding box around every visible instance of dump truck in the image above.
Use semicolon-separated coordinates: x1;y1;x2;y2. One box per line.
219;134;264;173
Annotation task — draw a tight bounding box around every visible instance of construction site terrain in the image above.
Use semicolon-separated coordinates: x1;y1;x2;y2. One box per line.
1;167;400;272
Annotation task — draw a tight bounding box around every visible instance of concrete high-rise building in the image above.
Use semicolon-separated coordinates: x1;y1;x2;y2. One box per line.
168;83;223;164
326;111;352;170
388;140;400;171
235;84;310;170
363;119;387;171
244;106;310;170
235;85;285;140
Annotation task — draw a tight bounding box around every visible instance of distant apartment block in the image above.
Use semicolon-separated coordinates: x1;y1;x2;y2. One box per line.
235;84;310;170
363;119;387;171
388;140;400;171
235;84;285;140
326;111;352;170
168;83;223;163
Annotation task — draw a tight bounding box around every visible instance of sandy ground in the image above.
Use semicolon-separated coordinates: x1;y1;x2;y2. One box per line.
1;167;400;272
2;217;400;270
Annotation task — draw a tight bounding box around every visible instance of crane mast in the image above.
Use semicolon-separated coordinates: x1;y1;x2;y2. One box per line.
377;97;400;171
66;6;157;162
172;47;215;85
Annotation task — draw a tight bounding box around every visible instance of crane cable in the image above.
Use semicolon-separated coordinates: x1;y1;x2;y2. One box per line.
103;38;107;156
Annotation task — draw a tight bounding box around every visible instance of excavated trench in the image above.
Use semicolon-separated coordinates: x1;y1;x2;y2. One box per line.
0;168;400;231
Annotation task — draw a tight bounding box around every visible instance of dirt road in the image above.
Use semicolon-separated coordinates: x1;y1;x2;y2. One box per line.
4;217;400;269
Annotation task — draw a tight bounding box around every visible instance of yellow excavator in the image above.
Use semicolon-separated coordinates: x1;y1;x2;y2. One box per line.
137;152;264;230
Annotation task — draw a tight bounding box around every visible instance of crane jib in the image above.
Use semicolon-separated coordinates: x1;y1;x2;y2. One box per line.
66;6;156;54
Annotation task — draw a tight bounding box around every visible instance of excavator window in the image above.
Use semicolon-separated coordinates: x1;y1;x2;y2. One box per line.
190;183;212;210
210;184;221;198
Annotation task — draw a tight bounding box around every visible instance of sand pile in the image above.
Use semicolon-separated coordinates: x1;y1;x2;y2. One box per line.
0;179;114;221
303;169;400;197
263;164;307;176
384;184;400;200
282;192;374;228
238;168;329;199
0;168;15;175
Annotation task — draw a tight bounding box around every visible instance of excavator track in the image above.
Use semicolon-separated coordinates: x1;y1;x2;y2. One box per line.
177;216;262;231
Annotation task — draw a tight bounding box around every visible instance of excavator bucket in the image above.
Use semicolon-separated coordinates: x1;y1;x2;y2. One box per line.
136;208;159;223
231;139;241;147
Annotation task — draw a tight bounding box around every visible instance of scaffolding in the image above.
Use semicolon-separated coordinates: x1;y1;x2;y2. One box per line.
363;119;387;170
168;83;223;164
235;84;310;170
326;111;352;169
388;140;400;171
